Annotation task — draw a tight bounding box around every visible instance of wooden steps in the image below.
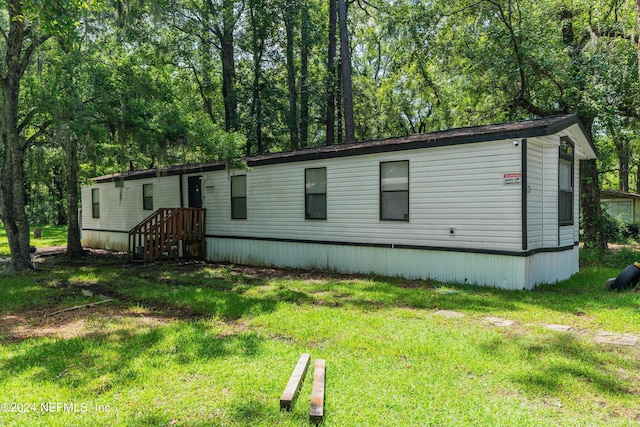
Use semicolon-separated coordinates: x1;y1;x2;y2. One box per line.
128;207;205;262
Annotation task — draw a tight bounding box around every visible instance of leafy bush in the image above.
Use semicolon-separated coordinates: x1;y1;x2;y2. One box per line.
580;247;638;269
601;211;631;243
622;222;640;241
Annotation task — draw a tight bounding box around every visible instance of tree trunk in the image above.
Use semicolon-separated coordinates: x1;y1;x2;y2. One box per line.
637;0;640;83
616;136;630;192
0;137;33;272
117;115;128;170
325;0;337;146
284;5;299;150
248;5;265;155
619;158;630;193
198;19;217;124
1;0;35;272
336;58;343;144
611;123;631;193
577;114;607;252
300;0;310;148
52;165;68;226
337;0;355;143
580;159;608;252
220;0;238;132
65;126;84;258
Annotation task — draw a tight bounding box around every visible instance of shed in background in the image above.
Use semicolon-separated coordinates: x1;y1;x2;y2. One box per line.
601;190;640;224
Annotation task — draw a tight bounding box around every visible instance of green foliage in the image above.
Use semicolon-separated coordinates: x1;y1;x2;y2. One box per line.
594;207;640;245
5;0;640;238
579;247;639;269
601;210;628;243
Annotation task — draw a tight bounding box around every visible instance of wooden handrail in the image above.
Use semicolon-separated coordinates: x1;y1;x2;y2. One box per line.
128;208;205;261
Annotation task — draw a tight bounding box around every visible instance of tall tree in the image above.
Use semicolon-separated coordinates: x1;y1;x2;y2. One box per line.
213;0;240;132
283;1;299;150
247;0;269;155
171;0;241;133
637;0;640;82
325;0;337;145
1;0;38;271
300;0;310;147
0;0;83;272
56;38;84;258
337;0;355;143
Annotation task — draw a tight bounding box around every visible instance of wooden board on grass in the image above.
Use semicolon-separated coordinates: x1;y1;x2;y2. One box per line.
280;353;311;410
310;359;326;424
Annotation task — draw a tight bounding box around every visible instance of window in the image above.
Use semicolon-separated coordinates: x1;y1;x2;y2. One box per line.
380;161;409;221
559;137;574;225
231;175;247;219
143;184;153;210
92;188;100;219
305;168;327;219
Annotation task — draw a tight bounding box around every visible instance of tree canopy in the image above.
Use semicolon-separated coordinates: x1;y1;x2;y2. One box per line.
2;0;640;269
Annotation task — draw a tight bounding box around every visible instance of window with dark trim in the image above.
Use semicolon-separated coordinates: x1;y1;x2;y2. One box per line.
305;168;327;219
380;160;409;221
559;137;574;225
231;175;247;219
92;188;100;219
143;183;153;211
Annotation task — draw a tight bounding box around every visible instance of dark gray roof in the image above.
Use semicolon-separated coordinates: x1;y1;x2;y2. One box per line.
93;114;594;183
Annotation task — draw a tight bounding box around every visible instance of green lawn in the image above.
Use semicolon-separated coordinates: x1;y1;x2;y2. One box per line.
0;237;639;426
0;225;67;256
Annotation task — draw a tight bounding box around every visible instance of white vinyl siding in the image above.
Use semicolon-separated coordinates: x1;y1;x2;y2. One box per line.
532;134;581;247
205;140;523;252
536;138;560;247
82;176;181;232
526;142;544;250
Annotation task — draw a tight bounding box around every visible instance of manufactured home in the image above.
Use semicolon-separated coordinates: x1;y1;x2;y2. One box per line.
81;114;596;290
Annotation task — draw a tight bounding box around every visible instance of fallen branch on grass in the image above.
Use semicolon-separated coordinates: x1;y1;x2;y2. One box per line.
46;299;115;317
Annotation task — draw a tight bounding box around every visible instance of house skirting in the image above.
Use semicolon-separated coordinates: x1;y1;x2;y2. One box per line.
207;236;578;290
82;229;129;252
80;229;578;289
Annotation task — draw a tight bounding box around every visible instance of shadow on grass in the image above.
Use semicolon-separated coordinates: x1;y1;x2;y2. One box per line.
479;331;640;398
72;260;640;327
132;399;275;427
17;251;640;331
1;322;266;390
0;275;65;312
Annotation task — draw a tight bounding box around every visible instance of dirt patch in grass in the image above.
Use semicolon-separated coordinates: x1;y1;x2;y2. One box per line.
31;246;372;284
2;249;375;343
398;280;436;289
0;304;175;343
32;246;129;267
